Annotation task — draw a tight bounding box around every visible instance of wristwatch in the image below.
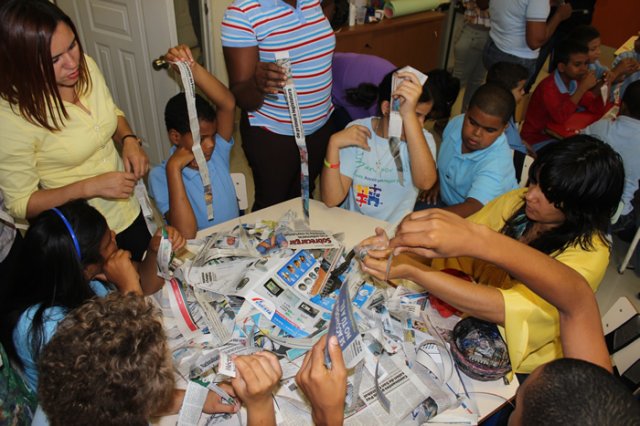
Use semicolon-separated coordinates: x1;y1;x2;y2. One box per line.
121;134;143;146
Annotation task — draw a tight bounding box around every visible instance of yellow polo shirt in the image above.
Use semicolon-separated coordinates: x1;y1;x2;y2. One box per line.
432;188;609;374
0;55;139;233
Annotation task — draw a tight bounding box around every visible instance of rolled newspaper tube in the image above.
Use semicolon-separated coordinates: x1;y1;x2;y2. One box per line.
275;51;311;223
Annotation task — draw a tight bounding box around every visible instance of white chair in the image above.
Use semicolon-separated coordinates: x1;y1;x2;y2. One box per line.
518;154;534;188
602;297;640;394
611;201;625;226
619;226;640;274
230;172;248;213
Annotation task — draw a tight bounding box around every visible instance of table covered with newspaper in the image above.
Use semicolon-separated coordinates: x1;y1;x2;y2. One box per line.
153;199;517;426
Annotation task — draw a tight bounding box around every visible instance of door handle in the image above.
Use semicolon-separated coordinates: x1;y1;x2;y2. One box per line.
152;56;168;70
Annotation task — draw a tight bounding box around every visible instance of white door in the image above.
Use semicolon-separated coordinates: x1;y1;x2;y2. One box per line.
56;0;180;166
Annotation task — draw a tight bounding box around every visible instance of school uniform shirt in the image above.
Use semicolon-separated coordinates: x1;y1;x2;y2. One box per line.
339;117;437;224
0;56;140;233
489;0;549;59
583;116;640;216
505;117;527;153
431;188;609;374
438;114;517;207
521;70;606;145
149;134;239;230
611;50;640;100
221;0;335;136
13;281;110;392
589;59;608;80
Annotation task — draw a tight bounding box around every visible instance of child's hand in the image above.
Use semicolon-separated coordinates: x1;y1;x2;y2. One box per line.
165;44;195;69
612;57;640;81
578;70;598;91
361;249;430;282
203;383;240;414
389;208;483;259
295;336;347;426
149;226;186;253
231;352;282;410
421;180;440;204
356;227;392;260
329;125;371;151
102;249;142;294
167;146;196;171
393;72;423;118
165;226;186;251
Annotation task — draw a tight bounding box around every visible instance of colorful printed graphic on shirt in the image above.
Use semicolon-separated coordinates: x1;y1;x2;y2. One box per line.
355;184;382;208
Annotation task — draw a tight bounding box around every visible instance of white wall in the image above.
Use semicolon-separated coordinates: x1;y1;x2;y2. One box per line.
211;0;233;85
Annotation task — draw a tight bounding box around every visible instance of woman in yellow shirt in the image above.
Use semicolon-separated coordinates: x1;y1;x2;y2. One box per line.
362;135;624;375
0;0;150;259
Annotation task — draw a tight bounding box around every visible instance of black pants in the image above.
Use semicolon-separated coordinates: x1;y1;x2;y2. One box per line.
116;212;151;262
240;112;333;211
0;231;23;286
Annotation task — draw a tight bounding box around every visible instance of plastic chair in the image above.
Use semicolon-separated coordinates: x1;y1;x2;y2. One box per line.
230;173;248;214
619;226;640;274
518;154;534;188
601;297;640;394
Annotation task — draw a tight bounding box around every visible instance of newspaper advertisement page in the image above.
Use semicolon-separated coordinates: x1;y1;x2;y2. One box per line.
243;251;332;338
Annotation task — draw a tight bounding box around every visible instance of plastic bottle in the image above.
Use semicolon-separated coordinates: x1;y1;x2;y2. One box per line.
348;1;356;26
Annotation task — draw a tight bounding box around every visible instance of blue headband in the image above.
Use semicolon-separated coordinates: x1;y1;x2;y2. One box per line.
51;207;81;260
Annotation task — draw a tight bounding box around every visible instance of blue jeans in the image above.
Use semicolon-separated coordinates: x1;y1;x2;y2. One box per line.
482;37;538;82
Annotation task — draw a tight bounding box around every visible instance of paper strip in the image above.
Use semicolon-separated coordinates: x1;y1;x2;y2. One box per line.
177;381;209;426
168;278;200;339
325;268;365;369
134;179;158;235
375;356;391;413
217;352;237;377
387;66;428;185
174;61;214;221
275;51;310;223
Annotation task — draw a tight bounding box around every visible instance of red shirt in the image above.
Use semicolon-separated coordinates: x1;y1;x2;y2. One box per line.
521;72;605;145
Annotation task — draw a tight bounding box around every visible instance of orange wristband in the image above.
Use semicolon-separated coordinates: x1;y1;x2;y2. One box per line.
323;158;340;169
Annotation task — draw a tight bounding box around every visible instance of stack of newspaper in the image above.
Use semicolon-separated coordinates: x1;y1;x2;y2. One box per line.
155;211;474;426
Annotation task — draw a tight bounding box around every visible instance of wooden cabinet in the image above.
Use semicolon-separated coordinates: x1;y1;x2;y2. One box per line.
335;11;446;73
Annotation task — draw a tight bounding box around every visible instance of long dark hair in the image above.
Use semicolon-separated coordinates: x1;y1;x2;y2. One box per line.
0;0;91;131
0;201;108;364
502;135;624;254
376;67;435;115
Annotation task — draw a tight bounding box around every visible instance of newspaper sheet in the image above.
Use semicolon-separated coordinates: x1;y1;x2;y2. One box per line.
151;210;509;426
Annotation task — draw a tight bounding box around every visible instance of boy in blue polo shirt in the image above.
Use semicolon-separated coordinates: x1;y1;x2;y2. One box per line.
583;80;640;242
149;46;238;238
419;83;517;217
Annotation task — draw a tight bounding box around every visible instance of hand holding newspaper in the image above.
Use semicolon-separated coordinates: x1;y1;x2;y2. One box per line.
387;66;429;186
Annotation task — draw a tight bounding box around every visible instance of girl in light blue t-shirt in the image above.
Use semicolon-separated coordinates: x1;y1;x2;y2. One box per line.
321;69;438;224
0;201;184;392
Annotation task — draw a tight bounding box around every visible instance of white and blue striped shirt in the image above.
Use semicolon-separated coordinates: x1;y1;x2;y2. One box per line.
222;0;335;136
